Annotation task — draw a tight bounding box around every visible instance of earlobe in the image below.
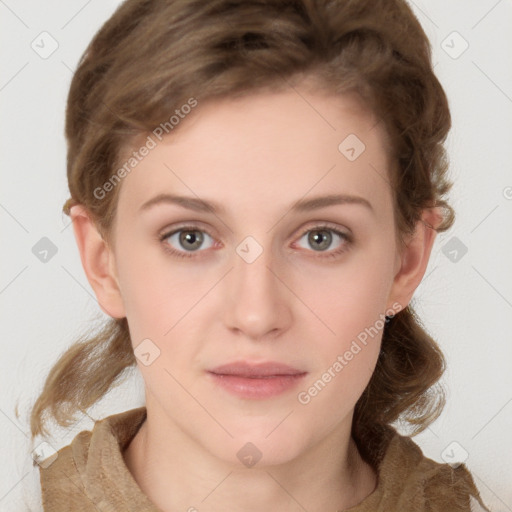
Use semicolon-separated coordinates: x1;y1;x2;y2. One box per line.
387;207;443;311
69;205;126;319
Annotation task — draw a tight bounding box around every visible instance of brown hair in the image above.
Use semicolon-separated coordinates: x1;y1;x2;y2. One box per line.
29;0;454;457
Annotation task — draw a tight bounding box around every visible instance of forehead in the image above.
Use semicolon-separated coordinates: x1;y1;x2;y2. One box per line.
115;87;393;222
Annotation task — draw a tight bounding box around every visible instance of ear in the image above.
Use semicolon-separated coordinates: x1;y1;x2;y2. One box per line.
387;207;444;312
69;205;126;319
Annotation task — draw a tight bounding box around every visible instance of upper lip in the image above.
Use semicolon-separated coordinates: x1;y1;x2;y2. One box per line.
209;361;306;377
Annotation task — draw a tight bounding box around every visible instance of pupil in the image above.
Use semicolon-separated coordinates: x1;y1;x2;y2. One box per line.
310;230;331;251
181;231;202;249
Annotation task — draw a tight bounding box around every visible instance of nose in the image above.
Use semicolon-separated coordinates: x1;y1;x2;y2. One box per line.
222;238;292;341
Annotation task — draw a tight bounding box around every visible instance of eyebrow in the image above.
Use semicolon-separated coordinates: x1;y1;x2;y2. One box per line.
138;192;374;215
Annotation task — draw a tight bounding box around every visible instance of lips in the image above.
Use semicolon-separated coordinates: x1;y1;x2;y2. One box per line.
208;361;306;378
207;361;307;399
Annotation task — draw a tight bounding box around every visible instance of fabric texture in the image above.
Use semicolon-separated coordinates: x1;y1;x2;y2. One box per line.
38;407;491;512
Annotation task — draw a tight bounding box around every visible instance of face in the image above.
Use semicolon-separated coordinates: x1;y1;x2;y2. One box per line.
106;86;403;466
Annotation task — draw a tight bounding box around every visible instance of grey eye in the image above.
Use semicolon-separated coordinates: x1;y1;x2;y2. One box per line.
296;229;345;252
164;229;214;252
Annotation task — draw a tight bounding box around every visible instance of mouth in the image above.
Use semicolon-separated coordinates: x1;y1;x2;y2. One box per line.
207;361;308;399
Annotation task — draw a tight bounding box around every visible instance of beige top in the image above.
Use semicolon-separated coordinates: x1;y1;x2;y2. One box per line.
39;407;490;511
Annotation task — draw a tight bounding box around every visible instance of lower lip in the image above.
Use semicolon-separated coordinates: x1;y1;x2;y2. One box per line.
207;372;307;399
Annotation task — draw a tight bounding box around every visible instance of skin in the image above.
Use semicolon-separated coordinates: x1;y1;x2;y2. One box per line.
70;82;442;512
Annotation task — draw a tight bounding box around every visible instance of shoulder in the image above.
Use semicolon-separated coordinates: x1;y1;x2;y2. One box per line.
38;427;95;510
375;430;491;512
37;407;147;512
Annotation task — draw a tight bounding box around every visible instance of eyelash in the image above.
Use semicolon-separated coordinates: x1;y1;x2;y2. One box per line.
158;223;352;260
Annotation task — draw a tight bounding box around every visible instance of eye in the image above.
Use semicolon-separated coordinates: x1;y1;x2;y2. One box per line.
159;226;215;258
294;224;351;258
158;223;352;260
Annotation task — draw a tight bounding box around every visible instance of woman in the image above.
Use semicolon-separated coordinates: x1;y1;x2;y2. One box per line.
28;0;490;510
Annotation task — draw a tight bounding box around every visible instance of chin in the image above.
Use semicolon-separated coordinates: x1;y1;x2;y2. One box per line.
213;427;307;469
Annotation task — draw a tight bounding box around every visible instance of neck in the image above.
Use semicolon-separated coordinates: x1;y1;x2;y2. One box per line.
123;409;377;512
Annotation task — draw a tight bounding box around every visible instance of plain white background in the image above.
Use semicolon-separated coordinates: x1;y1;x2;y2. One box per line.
1;1;511;510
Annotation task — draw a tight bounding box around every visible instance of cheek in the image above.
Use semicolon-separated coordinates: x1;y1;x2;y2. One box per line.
114;232;192;334
294;240;393;390
296;272;386;423
115;245;217;381
116;221;395;351
300;246;394;338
